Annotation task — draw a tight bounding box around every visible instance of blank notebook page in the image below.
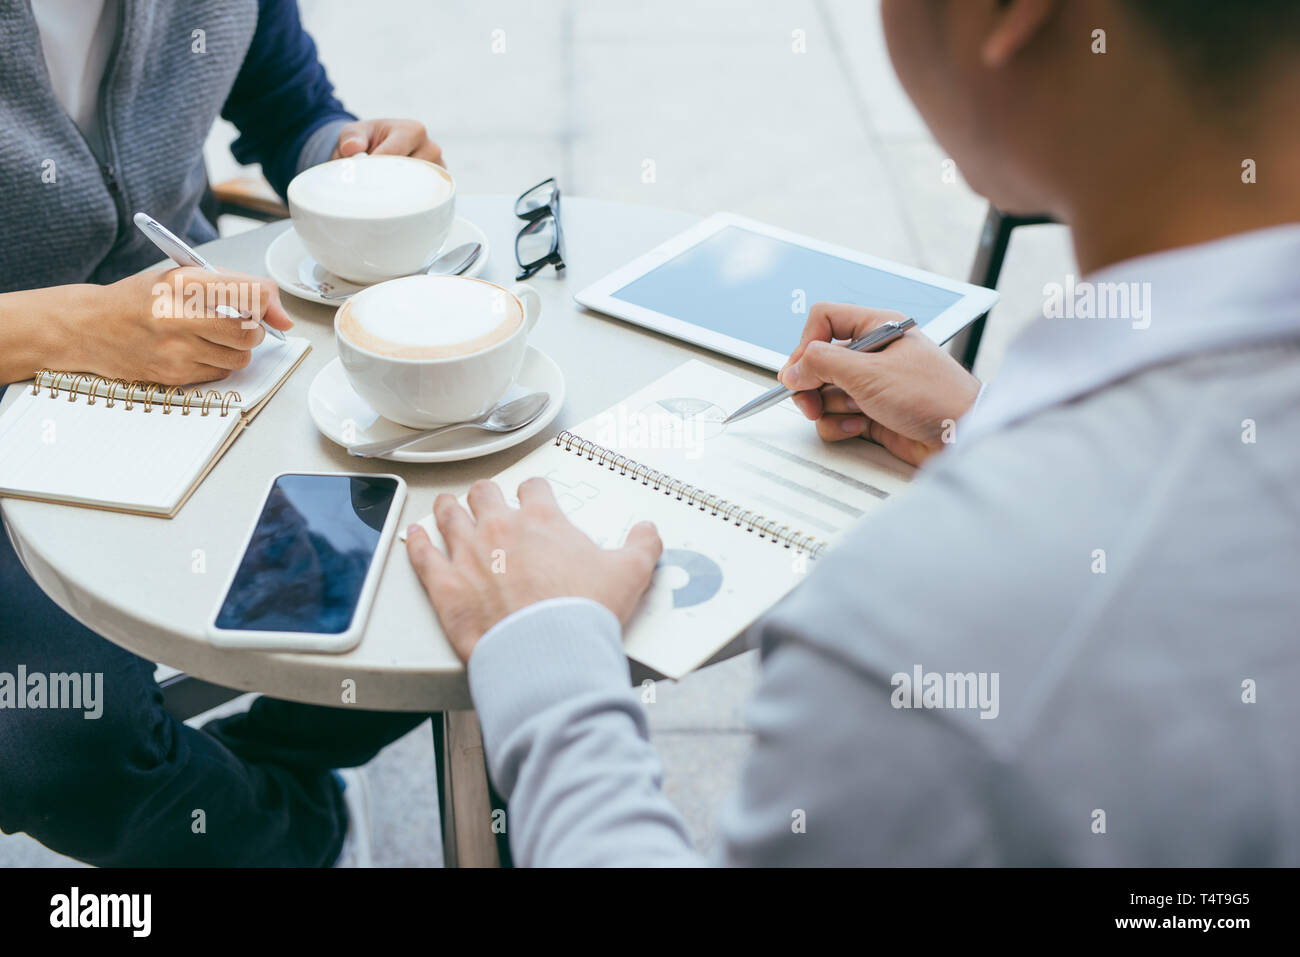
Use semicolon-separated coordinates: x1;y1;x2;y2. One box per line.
0;390;239;514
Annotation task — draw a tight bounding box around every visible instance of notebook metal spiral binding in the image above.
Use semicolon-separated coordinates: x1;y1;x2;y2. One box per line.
31;370;241;417
554;430;826;558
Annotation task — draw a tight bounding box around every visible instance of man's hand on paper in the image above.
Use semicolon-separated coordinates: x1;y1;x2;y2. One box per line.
779;303;982;466
406;478;662;663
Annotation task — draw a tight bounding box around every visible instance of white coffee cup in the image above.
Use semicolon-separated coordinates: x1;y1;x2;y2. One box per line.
288;154;456;284
335;274;542;429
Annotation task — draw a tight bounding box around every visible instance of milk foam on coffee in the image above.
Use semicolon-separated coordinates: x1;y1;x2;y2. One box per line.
340;276;523;359
290;155;452;219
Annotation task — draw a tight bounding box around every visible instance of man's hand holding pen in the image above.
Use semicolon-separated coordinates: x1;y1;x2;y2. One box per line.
780;303;982;466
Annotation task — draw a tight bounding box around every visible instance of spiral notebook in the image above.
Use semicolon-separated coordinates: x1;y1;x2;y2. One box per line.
0;336;311;518
411;359;915;678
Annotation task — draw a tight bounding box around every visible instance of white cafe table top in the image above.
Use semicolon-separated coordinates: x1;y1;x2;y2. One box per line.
0;195;775;711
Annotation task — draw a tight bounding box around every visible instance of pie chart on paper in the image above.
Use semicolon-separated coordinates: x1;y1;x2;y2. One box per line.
657;548;724;608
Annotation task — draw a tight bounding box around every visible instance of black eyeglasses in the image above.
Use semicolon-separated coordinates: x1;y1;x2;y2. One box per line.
514;178;565;280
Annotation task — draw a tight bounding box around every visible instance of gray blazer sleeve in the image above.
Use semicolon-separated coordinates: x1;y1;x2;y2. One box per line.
468;598;703;866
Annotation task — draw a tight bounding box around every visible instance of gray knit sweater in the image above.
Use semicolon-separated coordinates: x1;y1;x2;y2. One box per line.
0;0;345;292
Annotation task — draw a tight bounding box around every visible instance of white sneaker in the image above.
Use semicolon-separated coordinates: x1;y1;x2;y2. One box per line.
331;768;373;867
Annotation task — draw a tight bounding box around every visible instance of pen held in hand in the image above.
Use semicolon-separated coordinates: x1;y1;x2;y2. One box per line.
132;211;287;341
721;317;917;425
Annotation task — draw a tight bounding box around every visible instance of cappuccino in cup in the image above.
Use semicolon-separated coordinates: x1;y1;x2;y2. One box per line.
337;276;522;360
288;155;456;284
336;275;542;428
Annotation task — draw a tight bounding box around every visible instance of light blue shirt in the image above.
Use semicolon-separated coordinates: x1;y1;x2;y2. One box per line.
467;224;1300;866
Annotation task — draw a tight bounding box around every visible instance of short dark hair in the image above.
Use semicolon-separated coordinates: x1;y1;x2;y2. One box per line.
1122;0;1300;87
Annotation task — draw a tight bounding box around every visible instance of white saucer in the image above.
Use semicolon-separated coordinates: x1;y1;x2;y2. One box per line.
308;348;565;463
266;217;490;306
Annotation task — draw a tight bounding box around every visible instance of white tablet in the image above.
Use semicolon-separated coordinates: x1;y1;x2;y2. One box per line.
575;213;1000;371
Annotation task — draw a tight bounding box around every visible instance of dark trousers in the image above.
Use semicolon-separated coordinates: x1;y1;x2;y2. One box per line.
0;526;426;866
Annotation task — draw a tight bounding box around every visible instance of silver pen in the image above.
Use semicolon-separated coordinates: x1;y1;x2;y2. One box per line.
133;212;286;341
722;317;917;425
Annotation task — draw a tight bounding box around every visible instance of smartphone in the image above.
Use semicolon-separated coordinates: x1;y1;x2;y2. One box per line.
208;471;407;653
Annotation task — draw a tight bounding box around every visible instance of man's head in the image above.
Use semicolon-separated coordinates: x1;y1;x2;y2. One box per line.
881;0;1300;227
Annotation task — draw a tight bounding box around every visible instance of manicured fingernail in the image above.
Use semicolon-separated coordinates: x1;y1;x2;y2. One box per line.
844;397;859;413
407;524;420;537
841;418;865;435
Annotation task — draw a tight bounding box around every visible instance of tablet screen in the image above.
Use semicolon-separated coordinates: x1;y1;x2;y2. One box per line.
611;226;964;355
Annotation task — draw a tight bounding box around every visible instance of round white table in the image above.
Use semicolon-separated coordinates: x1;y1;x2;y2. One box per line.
0;194;770;865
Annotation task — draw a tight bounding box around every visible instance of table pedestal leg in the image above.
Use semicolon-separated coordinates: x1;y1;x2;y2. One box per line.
433;710;501;868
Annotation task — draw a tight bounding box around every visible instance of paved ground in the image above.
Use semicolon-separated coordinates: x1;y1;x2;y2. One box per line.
2;0;1073;867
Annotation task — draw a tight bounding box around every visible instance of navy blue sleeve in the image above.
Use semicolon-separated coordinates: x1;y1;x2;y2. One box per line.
221;0;356;198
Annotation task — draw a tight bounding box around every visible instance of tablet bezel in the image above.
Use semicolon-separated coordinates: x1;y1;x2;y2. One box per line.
574;212;1000;371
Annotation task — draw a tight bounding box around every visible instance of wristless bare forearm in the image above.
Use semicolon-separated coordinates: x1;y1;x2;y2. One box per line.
0;285;94;386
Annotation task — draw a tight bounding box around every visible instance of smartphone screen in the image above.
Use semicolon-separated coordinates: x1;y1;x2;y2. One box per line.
214;474;400;635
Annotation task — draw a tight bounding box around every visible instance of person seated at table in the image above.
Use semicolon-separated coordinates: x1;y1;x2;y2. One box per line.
0;0;442;866
405;0;1300;865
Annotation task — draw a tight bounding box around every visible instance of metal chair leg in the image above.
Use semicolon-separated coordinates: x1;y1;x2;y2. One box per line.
159;673;245;722
433;711;502;867
950;207;1055;371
